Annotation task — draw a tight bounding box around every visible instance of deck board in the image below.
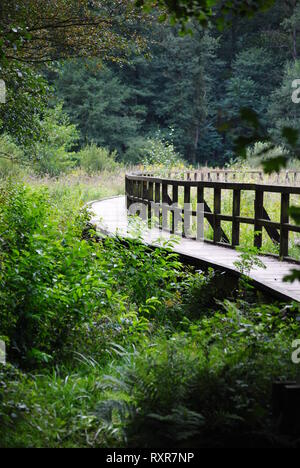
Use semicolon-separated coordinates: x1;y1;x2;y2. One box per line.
90;196;300;303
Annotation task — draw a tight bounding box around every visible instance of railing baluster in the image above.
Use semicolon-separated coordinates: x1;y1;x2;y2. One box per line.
232;189;241;247
172;184;178;234
155;182;161;229
148;181;153;227
213;188;221;243
162;182;169;231
197;185;204;241
138;180;142;199
142;181;148;200
184;184;191;237
254;189;264;248
280;193;290;258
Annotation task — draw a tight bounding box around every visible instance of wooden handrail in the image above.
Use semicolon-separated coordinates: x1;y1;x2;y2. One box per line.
125;173;300;261
130;169;300;185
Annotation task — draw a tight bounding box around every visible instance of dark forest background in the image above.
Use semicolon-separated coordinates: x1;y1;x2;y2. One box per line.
44;0;300;166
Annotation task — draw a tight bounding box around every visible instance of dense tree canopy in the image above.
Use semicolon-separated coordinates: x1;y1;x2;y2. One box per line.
0;0;146;149
136;0;276;28
49;0;300;166
0;0;145;65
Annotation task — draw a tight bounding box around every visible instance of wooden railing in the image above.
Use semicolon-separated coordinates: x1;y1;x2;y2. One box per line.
125;173;300;260
130;169;300;185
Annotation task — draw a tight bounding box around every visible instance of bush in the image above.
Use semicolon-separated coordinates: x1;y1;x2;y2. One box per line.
78;144;118;174
0;182;185;366
33;105;79;176
125;137;183;166
0;181;111;364
98;301;299;448
0;134;24;177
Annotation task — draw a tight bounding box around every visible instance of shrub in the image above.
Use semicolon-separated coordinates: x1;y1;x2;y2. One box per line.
78;144;118;174
33;105;79;176
125;137;183;167
0;134;24;177
0;181;113;364
0;182;185;366
98;301;299;447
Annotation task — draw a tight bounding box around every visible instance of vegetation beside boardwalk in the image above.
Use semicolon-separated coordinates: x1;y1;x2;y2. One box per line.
0;177;300;448
1;0;300;448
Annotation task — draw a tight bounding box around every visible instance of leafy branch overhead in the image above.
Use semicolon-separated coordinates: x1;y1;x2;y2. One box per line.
136;0;275;29
0;0;146;66
0;1;147;149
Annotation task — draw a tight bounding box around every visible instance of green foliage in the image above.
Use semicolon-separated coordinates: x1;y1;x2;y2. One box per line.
0;182;185;364
97;299;299;448
126;136;183;166
0;63;50;149
54;61;145;156
0;182;100;363
136;0;275;30
0;180;299;447
0;134;24;177
32;105;79;176
2;297;299;448
78;144;118;174
268;59;300;153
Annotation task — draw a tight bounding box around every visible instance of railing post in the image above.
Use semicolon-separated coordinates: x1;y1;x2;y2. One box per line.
213;188;221;243
142;180;148;200
254;189;264;248
162;182;169;231
232;189;241;247
126;178;133;210
280;193;290;258
155;182;161;229
138;180;142;199
172;183;178;234
184;184;191;237
197;185;204;241
133;180;138;199
148;181;153;227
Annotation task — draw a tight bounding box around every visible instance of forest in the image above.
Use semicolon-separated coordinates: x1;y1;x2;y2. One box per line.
0;0;300;450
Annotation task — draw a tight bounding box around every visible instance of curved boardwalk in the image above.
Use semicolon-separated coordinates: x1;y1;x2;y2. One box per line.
90;196;300;303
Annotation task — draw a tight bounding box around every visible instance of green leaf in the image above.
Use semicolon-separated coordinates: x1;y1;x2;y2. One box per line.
289;206;300;225
282;127;299;147
261;156;288;174
239;108;260;129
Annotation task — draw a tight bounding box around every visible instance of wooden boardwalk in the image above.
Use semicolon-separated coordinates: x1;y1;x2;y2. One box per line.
90;196;300;303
